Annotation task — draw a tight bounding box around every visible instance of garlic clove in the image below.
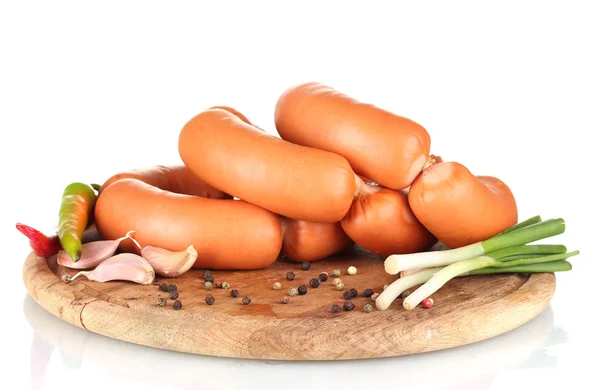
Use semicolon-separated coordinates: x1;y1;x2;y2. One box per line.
58;231;136;269
66;253;155;285
141;245;198;277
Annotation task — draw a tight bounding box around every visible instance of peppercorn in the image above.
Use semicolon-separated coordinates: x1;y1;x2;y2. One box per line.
400;290;411;299
343;290;354;300
273;282;281;290
222;282;230;289
363;288;374;297
421;298;434;309
309;278;320;288
298;285;308;295
173;300;182;310
336;282;345;291
350;288;358;297
371;293;380;302
333;277;342;286
301;261;311;271
242;296;251;305
156;297;167;307
289;287;298;297
347;266;357;275
363;303;373;313
169;290;179;300
205;281;213;290
203;270;212;278
286;271;296;280
204;274;214;283
331;304;341;313
230;289;239;298
319;272;328;282
215;281;223;289
332;269;341;277
343;301;355;311
159;283;168;292
279;296;289;304
205;294;215;305
168;284;177;292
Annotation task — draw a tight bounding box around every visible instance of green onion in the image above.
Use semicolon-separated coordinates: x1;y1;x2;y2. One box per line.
375;260;572;310
402;250;579;310
493;215;542;236
384;217;565;275
486;244;566;259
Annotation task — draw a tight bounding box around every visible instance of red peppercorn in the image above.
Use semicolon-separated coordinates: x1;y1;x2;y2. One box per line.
421;298;433;308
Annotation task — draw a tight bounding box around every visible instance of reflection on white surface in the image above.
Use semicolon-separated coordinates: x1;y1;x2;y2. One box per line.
23;293;565;390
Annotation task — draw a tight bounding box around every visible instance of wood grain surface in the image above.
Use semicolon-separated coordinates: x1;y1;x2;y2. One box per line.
22;245;556;360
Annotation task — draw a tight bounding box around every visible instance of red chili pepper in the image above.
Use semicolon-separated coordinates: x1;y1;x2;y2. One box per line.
16;223;62;257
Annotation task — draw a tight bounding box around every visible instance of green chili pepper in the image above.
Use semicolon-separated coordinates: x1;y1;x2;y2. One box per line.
58;182;97;262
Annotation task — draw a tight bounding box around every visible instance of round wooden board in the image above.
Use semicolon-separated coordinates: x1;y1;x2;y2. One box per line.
22;246;556;360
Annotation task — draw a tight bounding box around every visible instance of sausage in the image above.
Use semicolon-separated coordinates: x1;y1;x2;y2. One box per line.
340;180;437;257
281;218;353;262
99;165;231;199
178;108;358;223
274;82;431;190
94;178;283;270
408;161;518;248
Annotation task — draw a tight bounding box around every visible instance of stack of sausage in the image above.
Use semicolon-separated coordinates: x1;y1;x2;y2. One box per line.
94;82;518;270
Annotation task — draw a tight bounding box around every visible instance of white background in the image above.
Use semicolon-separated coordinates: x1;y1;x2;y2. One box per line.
1;1;598;389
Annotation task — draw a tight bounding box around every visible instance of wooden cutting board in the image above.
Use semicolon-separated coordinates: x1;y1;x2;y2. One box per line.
22;245;555;360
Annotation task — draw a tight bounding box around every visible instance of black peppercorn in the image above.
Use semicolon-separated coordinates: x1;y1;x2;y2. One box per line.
204;274;214;283
286;271;296;281
215;281;223;289
343;301;355;311
230;289;239;298
173;300;182;310
169;290;179;300
159;283;168;292
203;270;211;278
242;296;251;305
319;272;328;282
363;288;374;297
298;285;308;295
350;288;358;297
343;290;354;300
309;278;320;288
205;294;215;305
168;284;177;292
301;261;311;271
331;304;341;313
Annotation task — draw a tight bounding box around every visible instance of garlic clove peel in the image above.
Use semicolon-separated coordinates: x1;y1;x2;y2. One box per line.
66;253;155;285
58;231;136;269
140;245;198;277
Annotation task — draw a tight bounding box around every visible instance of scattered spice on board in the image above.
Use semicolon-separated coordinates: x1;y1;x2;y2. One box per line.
343;301;355;311
215;281;223;289
350;288;358;297
173;300;182;310
222;282;230;289
298;285;308;295
301;262;311;271
273;282;281;290
204;274;214;283
168;284;177;292
347;266;357;275
230;289;239;298
336;282;345;291
286;271;296;280
319;272;328;282
310;278;320;288
363;304;373;313
363;288;374;297
279;296;289;304
204;281;213;290
331;304;341;313
289;287;298;297
343;290;354;300
333;277;342;286
169;290;179;300
159;283;168;292
205;294;215;305
156;297;167;307
371;293;380;302
421;298;434;308
242;296;251;305
332;269;341;277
